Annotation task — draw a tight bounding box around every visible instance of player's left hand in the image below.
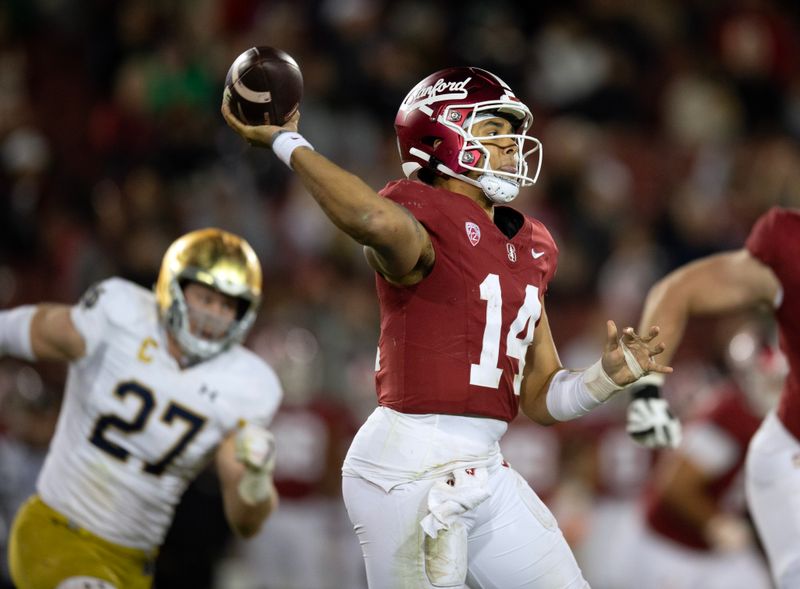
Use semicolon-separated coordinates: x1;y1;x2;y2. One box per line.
235;422;276;475
221;92;300;149
601;321;672;387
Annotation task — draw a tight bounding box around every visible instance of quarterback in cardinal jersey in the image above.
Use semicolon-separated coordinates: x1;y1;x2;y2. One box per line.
224;66;669;588
2;229;282;589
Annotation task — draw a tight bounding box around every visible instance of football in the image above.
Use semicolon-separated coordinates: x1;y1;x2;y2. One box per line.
224;46;303;126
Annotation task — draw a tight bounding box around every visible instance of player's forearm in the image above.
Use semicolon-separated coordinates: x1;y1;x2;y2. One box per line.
218;456;278;538
292;149;413;248
520;368;560;426
1;304;84;362
640;251;776;367
217;431;278;538
637;275;692;368
660;462;718;530
33;305;86;361
222;477;277;538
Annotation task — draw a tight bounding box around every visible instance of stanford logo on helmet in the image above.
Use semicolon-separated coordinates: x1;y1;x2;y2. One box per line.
402;77;472;112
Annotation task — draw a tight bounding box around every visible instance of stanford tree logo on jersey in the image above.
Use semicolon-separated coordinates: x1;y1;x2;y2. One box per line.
507;244;517;262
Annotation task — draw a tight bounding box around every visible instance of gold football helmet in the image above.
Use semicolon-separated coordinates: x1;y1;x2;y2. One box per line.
156;228;262;361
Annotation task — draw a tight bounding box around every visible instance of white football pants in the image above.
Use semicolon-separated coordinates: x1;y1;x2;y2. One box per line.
746;411;800;589
342;461;589;589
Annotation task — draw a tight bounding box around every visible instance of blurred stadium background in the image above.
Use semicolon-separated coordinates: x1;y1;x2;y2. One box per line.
1;0;799;587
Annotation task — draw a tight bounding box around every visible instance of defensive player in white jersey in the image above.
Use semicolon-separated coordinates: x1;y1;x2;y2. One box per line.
223;66;670;588
0;228;283;589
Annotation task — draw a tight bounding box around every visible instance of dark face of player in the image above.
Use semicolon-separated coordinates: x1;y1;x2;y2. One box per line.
183;282;239;341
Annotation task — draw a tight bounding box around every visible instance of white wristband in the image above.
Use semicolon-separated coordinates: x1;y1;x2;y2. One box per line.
545;361;624;422
583;359;624;402
0;305;37;361
271;131;314;169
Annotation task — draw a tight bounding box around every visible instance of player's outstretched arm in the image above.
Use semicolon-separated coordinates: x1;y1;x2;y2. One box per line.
627;249;780;448
216;423;278;538
638;249;780;368
221;101;433;284
520;305;670;426
0;304;86;362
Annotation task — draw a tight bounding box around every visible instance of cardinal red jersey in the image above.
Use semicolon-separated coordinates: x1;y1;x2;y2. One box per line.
645;388;762;550
270;400;359;499
374;179;558;422
746;207;800;440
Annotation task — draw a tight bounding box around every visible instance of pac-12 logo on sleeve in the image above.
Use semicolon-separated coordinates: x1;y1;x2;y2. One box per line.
465;222;481;246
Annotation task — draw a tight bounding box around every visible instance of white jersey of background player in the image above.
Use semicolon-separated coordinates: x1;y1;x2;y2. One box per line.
2;228;282;589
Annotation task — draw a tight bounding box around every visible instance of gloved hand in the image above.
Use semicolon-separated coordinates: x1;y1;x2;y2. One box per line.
235;422;276;504
626;382;682;449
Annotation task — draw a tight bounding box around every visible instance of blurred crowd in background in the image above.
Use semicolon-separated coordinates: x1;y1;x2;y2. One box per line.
1;0;799;587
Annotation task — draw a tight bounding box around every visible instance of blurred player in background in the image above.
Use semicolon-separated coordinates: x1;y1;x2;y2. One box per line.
223;66;669;588
0;228;282;589
237;395;364;589
565;402;653;589
628;207;799;588
628;323;781;589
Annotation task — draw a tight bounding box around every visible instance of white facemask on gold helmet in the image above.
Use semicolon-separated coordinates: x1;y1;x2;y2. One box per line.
155;228;262;362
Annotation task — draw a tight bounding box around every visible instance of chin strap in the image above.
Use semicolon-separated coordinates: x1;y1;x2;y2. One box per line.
434;161;520;204
407;147;521;204
476;174;519;203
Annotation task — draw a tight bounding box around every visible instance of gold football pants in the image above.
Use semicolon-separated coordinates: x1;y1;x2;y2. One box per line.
9;495;156;589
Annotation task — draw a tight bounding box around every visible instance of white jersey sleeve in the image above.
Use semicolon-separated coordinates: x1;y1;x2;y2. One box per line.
239;356;282;429
70;278;146;358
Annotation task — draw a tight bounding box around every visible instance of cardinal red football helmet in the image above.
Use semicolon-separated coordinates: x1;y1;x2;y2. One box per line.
395;67;542;202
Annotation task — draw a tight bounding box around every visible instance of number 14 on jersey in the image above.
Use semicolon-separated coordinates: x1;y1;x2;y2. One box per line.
470;273;541;395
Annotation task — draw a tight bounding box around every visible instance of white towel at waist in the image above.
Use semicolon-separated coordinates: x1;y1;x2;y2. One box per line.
420;466;490;539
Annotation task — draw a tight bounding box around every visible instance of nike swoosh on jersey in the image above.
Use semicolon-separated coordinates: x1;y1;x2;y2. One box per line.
531;249;545;259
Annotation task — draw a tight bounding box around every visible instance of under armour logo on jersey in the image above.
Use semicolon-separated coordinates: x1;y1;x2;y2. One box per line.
198;384;218;402
465;222;481;246
507;243;517;262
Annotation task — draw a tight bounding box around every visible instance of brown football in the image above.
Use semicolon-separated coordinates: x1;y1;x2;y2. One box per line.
225;46;303;126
